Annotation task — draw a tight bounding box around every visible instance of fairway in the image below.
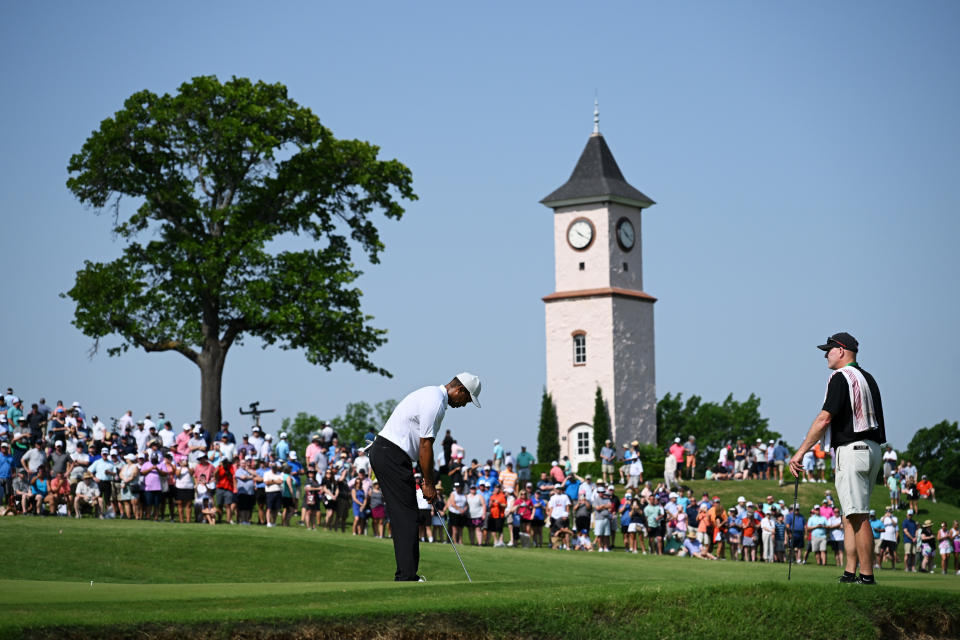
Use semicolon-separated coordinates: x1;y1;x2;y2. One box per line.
3;515;959;640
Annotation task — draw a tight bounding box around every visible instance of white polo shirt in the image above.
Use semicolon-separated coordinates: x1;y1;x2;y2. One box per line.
378;385;447;461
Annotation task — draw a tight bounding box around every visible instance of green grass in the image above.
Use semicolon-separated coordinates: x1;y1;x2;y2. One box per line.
2;511;959;639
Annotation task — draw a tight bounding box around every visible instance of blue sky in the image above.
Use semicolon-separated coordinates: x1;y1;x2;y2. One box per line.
1;1;958;461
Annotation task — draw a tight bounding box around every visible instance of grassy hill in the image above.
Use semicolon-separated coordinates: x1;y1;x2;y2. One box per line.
2;501;959;640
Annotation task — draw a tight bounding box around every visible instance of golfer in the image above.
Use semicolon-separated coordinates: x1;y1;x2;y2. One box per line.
789;332;886;585
369;373;481;581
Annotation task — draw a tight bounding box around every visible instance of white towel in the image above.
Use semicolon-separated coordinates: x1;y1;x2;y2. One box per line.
821;366;879;451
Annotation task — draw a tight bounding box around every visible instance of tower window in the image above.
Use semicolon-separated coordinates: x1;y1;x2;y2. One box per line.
579;262;585;271
576;430;590;455
623;262;628;271
572;332;586;365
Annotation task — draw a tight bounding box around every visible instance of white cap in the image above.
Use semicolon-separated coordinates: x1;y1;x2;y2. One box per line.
55;440;63;447
288;451;297;460
674;437;680;443
456;372;482;407
124;453;135;461
72;401;80;407
182;423;192;431
493;438;500;444
265;434;273;440
551;460;558;466
279;432;287;439
738;496;746;502
669;492;678;498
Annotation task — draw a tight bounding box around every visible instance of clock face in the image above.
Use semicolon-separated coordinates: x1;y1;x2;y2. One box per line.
567;218;595;250
616;218;635;251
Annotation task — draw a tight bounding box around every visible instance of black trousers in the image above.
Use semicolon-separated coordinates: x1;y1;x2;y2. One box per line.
369;437;420;581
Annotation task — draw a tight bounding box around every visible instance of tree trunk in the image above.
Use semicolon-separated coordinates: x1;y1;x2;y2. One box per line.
199;340;226;432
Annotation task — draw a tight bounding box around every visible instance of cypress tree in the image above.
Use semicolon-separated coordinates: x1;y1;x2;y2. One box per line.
592;386;610;461
537;388;560;463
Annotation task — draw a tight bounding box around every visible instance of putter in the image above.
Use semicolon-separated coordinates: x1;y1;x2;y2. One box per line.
788;472;800;580
433;501;472;582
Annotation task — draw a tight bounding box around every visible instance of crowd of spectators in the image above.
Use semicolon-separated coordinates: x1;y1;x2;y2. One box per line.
1;389;955;575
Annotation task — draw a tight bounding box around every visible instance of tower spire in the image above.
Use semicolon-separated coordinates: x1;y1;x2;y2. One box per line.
593;97;599;135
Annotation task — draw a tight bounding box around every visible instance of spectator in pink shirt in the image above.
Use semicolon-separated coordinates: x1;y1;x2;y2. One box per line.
305;434;323;467
174;424;192;462
669;438;685;479
819;499;835;520
549;460;565;484
140;454;165;521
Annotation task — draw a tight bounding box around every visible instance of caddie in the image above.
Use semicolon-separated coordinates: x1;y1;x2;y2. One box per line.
789;332;885;585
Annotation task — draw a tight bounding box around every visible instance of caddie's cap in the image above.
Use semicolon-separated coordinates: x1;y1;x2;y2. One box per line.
817;332;859;353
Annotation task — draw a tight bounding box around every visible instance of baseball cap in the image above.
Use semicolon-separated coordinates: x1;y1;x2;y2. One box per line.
907;509;914;515
817;332;859;353
674;437;680;443
869;509;876;515
55;440;63;447
737;496;746;502
182;423;192;431
279;432;287;438
493;438;499;444
455;372;482;407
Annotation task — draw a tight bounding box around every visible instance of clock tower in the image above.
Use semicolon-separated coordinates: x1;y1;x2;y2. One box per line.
541;107;657;468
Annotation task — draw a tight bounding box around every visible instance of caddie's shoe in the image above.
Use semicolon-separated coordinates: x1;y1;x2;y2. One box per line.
856;575;877;585
838;572;857;583
417;576;427;582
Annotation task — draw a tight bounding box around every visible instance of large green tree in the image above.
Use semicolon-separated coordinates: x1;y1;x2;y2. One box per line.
656;392;779;472
904;419;960;504
592;386;610;462
329;398;398;447
64;76;415;428
537;389;560;463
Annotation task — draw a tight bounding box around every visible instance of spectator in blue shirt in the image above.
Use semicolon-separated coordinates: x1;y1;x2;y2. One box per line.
563;473;582;503
902;509;919;573
785;507;806;564
0;442;13;504
773;440;790;486
869;509;884;569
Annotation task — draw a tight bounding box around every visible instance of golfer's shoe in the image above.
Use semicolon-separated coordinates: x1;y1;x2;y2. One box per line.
417;575;427;582
856;575;876;585
838;573;857;583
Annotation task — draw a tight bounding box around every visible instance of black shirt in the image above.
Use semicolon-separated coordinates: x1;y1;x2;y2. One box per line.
821;364;886;448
